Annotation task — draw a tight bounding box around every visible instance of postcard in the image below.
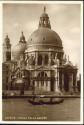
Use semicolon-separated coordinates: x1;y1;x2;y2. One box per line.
0;1;83;124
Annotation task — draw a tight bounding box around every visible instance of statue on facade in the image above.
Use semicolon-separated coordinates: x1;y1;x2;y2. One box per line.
53;53;59;66
17;54;26;68
25;54;29;66
27;54;35;65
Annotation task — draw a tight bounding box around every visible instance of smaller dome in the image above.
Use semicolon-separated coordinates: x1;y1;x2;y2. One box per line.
12;32;27;60
12;43;26;60
12;43;27;60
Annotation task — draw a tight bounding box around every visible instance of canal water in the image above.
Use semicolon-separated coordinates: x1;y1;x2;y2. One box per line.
2;98;80;121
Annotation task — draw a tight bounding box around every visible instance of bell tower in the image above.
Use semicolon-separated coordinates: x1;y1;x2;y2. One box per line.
3;35;11;62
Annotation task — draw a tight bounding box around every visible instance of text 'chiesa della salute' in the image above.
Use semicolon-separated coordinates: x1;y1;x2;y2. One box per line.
2;7;80;96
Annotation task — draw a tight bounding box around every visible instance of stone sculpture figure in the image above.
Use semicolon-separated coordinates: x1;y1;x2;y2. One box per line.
28;55;35;65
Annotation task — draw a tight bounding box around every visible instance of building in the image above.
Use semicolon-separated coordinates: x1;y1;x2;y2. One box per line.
2;7;78;95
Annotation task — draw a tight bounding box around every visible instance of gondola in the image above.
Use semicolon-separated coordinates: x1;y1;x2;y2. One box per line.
28;95;64;105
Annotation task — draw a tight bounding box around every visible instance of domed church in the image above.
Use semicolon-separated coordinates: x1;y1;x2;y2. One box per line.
2;7;78;95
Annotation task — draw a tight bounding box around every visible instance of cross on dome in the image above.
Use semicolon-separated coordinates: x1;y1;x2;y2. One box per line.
19;31;26;43
44;6;46;13
21;31;24;36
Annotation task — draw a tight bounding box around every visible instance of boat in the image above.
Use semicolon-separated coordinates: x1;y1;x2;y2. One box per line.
28;86;64;105
28;95;64;105
41;97;64;104
28;96;43;105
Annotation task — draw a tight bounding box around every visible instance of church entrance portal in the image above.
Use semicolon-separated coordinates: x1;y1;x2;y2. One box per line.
33;71;51;93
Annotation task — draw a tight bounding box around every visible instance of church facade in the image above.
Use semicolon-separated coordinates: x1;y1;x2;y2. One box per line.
2;7;78;95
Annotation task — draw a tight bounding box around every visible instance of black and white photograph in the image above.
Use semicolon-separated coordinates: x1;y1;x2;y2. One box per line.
1;1;83;124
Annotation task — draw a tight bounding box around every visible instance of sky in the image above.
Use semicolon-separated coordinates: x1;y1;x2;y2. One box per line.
3;3;81;74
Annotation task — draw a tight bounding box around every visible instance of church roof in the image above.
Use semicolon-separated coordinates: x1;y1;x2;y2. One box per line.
27;27;62;49
12;32;27;60
27;7;63;50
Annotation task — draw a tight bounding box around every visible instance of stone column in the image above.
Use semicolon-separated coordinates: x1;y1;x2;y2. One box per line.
35;81;37;87
54;68;57;92
35;52;38;66
46;82;48;91
48;50;51;65
42;54;45;66
69;73;73;93
47;81;50;91
74;72;78;92
62;73;64;92
75;75;78;92
39;81;41;89
55;79;58;92
57;67;59;88
54;67;60;92
26;54;29;67
44;81;46;91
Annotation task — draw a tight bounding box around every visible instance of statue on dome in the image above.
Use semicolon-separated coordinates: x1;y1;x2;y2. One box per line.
44;6;46;13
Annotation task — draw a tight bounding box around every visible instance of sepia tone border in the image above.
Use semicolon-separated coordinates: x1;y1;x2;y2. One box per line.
0;0;83;124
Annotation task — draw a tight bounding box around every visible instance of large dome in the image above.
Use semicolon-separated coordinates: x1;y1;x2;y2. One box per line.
27;7;63;51
12;32;27;60
27;27;62;49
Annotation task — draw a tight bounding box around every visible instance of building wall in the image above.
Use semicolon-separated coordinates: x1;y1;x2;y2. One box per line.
2;37;78;94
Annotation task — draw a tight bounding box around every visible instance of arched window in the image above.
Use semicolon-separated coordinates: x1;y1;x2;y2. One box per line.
37;72;48;89
44;55;48;65
41;71;44;76
45;73;47;77
38;71;47;78
38;54;42;65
